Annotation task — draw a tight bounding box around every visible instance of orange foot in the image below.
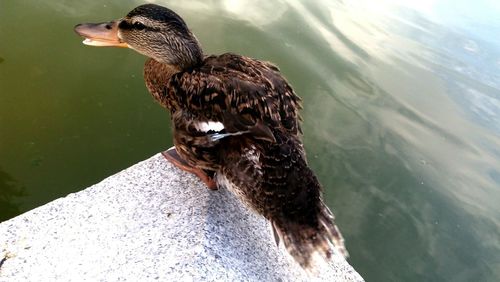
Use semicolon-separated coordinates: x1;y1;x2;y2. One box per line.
162;147;218;190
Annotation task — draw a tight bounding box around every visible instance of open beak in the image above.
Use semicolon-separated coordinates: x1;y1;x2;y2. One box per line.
74;21;128;48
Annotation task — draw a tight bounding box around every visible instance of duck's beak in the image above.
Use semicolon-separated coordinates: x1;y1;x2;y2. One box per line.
74;21;128;48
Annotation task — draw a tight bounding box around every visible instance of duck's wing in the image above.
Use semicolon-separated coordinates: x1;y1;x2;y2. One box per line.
167;53;302;140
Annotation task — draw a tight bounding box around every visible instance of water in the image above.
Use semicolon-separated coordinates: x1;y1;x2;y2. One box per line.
1;0;499;281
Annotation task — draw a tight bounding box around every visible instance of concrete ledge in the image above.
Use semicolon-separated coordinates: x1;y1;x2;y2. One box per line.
0;153;363;281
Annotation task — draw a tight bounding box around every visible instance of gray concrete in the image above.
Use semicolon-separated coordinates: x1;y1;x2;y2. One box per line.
0;153;363;282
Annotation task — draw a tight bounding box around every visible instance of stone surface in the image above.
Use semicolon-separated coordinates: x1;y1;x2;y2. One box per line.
0;153;363;281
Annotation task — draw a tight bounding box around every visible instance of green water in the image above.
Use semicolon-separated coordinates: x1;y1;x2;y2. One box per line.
1;0;499;281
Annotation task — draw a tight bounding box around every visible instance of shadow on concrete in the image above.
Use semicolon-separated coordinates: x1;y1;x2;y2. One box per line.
204;187;285;280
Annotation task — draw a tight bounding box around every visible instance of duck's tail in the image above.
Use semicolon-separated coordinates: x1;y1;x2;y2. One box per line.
272;200;348;272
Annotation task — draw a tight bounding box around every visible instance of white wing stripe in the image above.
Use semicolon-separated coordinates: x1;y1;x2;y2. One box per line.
194;121;225;132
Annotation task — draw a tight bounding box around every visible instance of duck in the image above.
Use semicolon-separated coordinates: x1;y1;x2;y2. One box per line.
74;3;347;270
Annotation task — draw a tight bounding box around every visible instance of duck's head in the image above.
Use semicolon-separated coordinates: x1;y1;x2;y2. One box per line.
74;4;203;70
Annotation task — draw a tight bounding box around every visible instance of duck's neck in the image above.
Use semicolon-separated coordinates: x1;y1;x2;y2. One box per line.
144;58;182;110
149;33;204;70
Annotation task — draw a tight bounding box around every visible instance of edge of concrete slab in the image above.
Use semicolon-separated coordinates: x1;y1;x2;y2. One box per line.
0;153;363;281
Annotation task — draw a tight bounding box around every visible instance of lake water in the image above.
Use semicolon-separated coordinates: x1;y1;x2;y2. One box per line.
1;0;499;281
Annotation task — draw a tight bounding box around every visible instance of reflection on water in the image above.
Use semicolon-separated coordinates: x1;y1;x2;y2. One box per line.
304;1;500;280
0;167;26;222
0;0;499;281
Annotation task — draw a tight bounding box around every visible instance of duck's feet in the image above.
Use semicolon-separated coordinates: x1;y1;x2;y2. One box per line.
162;147;218;190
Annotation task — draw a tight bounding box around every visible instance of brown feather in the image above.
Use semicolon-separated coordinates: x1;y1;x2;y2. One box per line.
144;52;346;270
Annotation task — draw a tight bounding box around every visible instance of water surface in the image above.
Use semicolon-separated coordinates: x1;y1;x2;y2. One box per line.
1;0;499;281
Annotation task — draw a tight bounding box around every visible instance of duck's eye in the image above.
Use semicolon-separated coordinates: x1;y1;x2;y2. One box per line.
133;22;146;30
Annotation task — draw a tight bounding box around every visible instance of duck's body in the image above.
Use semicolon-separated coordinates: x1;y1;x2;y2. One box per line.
146;53;346;266
145;53;302;170
75;4;347;270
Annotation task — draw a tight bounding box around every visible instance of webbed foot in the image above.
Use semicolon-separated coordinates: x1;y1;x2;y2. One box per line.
162;147;218;190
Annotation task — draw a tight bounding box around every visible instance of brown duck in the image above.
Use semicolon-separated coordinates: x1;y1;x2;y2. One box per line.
74;4;347;269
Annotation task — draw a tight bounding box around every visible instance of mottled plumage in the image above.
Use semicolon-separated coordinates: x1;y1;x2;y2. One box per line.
75;3;347;270
145;53;302;169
